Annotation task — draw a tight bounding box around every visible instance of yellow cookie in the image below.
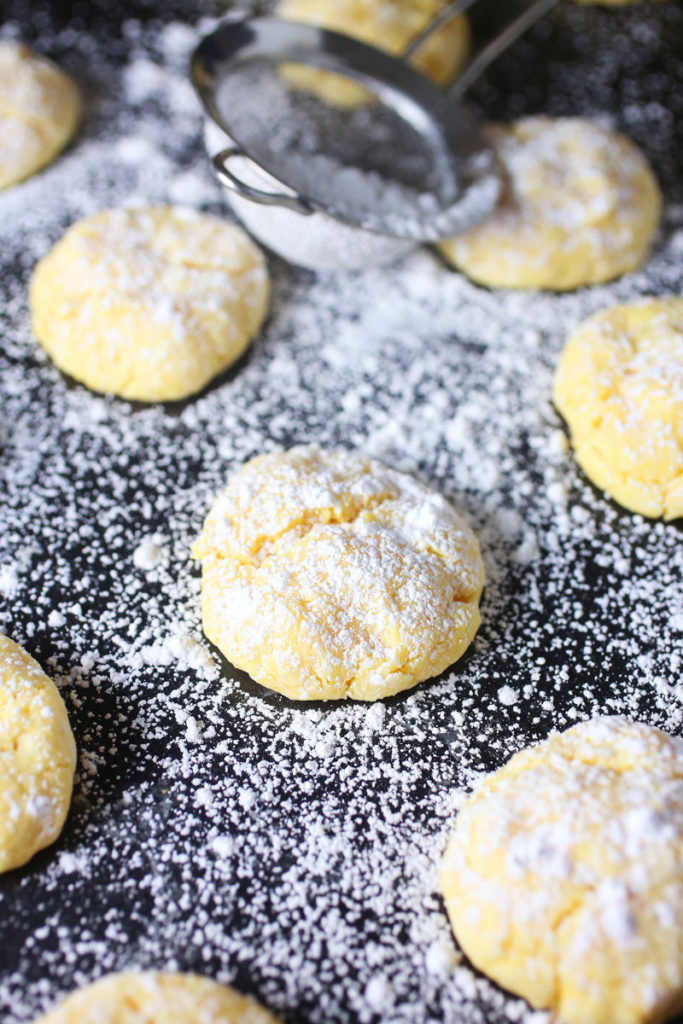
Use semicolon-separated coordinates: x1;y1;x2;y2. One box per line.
30;206;269;402
276;0;470;107
439;117;661;290
0;635;76;873
192;445;484;701
440;716;683;1024
34;971;280;1023
0;40;80;190
553;297;683;520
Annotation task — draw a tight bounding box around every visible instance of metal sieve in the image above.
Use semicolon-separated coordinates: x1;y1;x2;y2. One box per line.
191;0;559;270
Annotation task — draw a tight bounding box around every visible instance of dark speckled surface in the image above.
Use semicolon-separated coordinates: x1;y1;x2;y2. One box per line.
0;1;681;1022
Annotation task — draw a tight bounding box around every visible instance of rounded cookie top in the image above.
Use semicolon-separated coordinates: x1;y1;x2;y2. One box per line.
0;40;80;190
29;206;269;402
553;296;683;520
440;716;683;1024
276;0;469;106
0;634;76;873
34;971;280;1023
192;445;484;701
439;116;661;291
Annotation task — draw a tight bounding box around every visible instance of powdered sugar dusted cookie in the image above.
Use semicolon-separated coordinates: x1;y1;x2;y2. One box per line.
276;0;469;107
0;40;80;190
0;635;76;873
553;297;683;520
439;117;660;290
440;716;683;1024
30;206;269;402
192;445;484;701
34;971;280;1023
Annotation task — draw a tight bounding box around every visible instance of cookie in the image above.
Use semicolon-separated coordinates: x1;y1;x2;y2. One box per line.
439;117;661;290
34;971;280;1023
553;297;683;520
440;716;683;1024
276;0;469;107
29;206;269;402
0;40;80;190
0;635;76;873
192;445;484;701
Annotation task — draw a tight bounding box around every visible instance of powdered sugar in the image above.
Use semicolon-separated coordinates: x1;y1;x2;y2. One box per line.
133;535;168;571
0;564;20;599
494;117;646;231
497;685;519;707
0;2;682;1023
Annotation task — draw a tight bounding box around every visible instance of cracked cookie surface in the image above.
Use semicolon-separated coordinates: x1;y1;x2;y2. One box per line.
438;117;660;291
553;297;683;520
0;40;80;190
29;206;269;402
440;716;683;1024
192;445;484;701
0;635;76;874
34;971;280;1023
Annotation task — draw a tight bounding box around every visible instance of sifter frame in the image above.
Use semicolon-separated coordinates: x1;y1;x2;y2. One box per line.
191;16;502;245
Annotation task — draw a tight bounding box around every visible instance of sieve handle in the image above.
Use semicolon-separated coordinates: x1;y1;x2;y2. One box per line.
447;0;561;98
402;0;561;97
211;146;314;215
401;0;478;62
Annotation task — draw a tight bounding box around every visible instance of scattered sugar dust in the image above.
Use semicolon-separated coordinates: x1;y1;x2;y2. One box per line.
0;3;681;1024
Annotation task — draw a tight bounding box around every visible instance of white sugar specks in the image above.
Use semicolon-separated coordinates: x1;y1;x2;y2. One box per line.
167;168;219;206
0;564;19;598
133;535;168;571
497;685;519;707
364;975;394;1013
137;631;217;678
185;715;202;743
210;835;234;859
56;851;88;875
123;58;167;104
425;939;461;976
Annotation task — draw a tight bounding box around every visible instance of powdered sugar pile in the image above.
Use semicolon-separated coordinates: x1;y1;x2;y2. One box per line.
0;2;681;1024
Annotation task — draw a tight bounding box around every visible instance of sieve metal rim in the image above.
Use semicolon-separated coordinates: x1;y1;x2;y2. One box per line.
190;16;501;243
